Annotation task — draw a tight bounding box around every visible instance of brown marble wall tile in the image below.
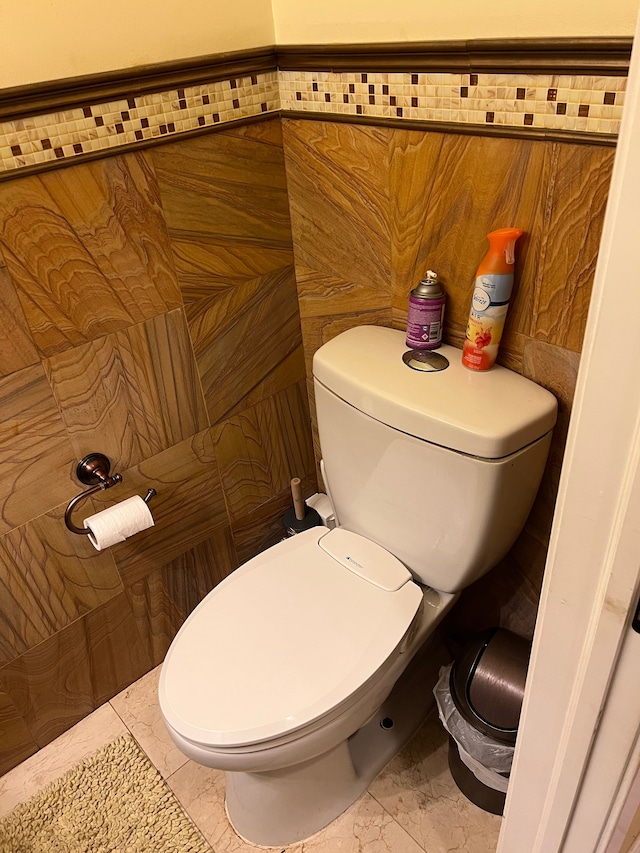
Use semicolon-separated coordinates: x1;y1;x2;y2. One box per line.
283;120;391;318
388;129;445;313
93;429;228;585
0;688;38;776
85;591;154;707
0;618;93;747
523;339;581;457
300;306;393;379
231;476;317;565
522;338;582;572
507;529;552;606
152;121;294;303
1;584;168;750
159;526;238;622
214;381;315;523
186;266;305;425
0;264;38;377
44;309;208;471
283;106;395;477
122;528;239;670
166;239;294;304
401;134;549;360
0;153;181;358
531;144;615;352
0;363;77;536
444;553;542;643
0;506;122;666
155;121;290;201
221;120;286;147
387;131;552;376
125;571;183;670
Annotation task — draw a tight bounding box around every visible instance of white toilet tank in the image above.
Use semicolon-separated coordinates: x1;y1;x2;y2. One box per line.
313;326;558;594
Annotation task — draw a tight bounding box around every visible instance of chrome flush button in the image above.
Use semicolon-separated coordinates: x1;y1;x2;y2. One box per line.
402;349;450;372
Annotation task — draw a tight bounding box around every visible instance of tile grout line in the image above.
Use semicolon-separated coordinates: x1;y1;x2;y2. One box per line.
367;788;431;852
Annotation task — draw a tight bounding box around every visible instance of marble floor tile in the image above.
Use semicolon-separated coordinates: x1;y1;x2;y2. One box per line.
167;759;304;852
0;702;127;818
110;663;188;779
368;710;502;853
301;793;426;853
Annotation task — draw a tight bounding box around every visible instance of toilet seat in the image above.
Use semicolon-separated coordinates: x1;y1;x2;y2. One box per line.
159;527;423;751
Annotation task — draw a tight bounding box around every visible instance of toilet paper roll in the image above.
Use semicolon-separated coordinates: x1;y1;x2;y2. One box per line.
84;495;155;551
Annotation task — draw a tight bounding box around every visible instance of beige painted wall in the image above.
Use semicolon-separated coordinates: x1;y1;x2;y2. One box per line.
0;0;275;89
2;0;637;91
272;0;638;43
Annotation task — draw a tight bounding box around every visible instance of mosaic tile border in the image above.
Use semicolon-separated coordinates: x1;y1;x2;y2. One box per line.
0;72;280;174
0;66;626;177
280;71;626;135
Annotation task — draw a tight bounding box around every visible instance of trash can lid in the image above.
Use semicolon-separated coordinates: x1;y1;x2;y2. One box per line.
450;628;531;745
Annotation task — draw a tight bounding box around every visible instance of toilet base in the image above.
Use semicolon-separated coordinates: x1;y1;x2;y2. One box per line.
224;634;448;846
226;739;361;847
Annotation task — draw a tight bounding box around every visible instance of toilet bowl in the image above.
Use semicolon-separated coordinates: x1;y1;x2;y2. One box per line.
159;326;558;846
160;526;456;844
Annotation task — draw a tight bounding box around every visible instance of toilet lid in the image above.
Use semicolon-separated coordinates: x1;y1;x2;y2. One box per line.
159;527;423;748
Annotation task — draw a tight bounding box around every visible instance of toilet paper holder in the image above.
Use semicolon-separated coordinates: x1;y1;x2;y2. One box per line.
64;452;156;536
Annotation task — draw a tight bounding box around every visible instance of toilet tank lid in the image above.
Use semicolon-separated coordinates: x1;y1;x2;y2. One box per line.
312;326;558;459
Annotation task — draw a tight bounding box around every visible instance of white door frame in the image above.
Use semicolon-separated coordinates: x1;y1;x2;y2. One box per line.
497;12;640;853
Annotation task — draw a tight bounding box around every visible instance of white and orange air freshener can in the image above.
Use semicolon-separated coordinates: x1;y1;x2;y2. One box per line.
462;228;523;371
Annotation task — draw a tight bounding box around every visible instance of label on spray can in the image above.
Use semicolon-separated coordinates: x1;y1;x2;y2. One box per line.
406;270;446;351
406;295;445;350
462;273;513;370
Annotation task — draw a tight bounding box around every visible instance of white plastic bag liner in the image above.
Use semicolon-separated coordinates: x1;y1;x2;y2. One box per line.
434;665;515;786
457;744;510;793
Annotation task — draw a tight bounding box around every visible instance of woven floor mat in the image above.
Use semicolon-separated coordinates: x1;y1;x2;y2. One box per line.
0;733;211;853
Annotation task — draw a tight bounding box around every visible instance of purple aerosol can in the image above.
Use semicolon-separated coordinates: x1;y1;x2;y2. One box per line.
405;270;446;350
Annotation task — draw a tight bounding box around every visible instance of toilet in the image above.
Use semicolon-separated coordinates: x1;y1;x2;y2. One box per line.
159;325;557;846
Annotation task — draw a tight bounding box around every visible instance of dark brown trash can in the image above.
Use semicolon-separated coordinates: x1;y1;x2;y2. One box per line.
447;628;531;815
